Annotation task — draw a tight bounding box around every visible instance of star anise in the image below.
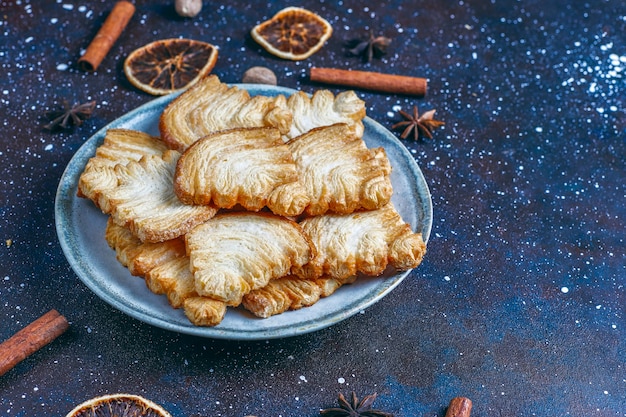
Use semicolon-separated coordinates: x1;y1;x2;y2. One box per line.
347;32;391;63
320;392;394;417
391;106;445;141
43;100;96;131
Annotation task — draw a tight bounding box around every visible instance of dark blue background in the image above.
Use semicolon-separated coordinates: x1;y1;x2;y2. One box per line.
0;1;623;416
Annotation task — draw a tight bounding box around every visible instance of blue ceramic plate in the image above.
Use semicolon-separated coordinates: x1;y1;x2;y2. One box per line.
55;84;432;340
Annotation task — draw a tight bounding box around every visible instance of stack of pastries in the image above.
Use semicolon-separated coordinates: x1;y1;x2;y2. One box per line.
78;75;426;327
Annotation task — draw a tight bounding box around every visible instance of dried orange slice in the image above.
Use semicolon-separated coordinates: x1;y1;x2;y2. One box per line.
66;394;172;417
124;38;218;95
251;7;333;60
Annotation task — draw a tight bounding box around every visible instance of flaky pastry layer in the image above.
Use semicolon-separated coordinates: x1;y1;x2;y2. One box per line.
294;203;426;280
186;212;316;305
159;75;292;151
174;127;309;216
287;123;393;215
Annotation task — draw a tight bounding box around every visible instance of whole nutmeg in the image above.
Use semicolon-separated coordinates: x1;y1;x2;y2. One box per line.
175;0;202;18
242;66;277;85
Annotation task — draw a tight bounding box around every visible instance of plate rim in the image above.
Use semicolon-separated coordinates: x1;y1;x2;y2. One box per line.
54;84;432;340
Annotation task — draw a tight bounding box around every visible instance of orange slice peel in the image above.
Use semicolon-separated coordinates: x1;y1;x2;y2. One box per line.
124;38;218;96
66;393;172;417
251;7;333;61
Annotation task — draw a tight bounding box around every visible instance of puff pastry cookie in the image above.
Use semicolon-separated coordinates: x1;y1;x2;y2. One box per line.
185;212;316;305
144;256;196;308
242;275;322;318
287;123;393;215
104;218;186;277
78;129;168;212
294;203;426;280
314;275;358;297
174;127;309;216
105;219;228;326
159;75;292;151
241;274;363;318
183;296;228;327
145;256;228;327
103;151;217;242
285;89;365;140
144;256;227;326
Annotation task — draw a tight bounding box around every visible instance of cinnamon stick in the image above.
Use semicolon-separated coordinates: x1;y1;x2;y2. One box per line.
78;1;135;71
445;397;473;417
310;67;427;96
0;309;69;376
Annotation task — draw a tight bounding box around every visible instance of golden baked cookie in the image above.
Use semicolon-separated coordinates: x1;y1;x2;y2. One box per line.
174;127;309;216
104;151;217;242
183;296;228;327
78;129;168;212
159;75;292;151
242;275;322;318
285;89;365;140
314;275;358;297
104;219;228;326
186;212;316;305
294;203;426;280
287;123;393;216
104;218;186;277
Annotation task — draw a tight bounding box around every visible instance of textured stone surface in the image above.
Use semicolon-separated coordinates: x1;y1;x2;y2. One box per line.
0;1;623;416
